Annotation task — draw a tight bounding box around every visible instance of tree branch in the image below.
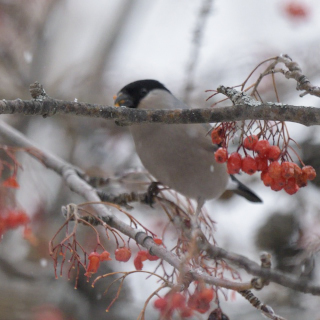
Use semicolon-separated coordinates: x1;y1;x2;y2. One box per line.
1;95;320;127
203;242;320;295
277;53;320;98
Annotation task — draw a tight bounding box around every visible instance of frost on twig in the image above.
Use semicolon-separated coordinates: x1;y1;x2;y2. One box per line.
278;53;320;97
29;81;48;100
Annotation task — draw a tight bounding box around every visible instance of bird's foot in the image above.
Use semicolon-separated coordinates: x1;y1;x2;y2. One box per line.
144;181;161;207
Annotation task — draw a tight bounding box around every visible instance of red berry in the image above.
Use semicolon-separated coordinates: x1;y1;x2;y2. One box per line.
270;179;284;191
296;171;308;188
242;156;257;175
137;250;149;261
227;152;242;174
85;252;101;276
284;178;299;195
243;135;258;150
281;162;295;179
5;210;29;229
254;140;270;158
293;163;302;178
153;238;163;245
88;252;100;260
187;292;210;314
115;247;131;262
146;252;159;261
187;293;198;309
198;288;215;303
302;165;316;180
134;256;143;270
211;127;223;144
267;145;281;161
195;302;210;314
214;148;228;163
261;171;273;187
99;250;112;261
255;157;268;172
16;211;30;225
285;2;309;19
154;298;167;310
171;292;186;309
275;176;286;188
2;176;20;188
180;307;193;318
268;161;282;180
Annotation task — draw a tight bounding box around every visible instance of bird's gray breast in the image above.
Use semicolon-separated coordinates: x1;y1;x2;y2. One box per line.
130;122;228;200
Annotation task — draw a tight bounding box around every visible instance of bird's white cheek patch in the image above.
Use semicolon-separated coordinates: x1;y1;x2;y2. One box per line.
210;165;214;173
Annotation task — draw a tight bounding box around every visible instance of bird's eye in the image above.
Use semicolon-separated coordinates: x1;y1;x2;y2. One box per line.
140;88;148;97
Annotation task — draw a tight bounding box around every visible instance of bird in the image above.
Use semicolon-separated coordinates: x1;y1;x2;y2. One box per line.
114;79;261;213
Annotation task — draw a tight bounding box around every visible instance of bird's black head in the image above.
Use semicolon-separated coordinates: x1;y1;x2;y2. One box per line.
114;79;170;109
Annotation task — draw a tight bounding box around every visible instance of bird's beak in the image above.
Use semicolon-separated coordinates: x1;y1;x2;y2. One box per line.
114;92;134;108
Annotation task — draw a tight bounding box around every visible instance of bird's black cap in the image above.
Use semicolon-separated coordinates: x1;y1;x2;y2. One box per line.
115;79;170;109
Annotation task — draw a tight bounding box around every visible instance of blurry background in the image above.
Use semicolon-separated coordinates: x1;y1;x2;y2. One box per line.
0;0;320;319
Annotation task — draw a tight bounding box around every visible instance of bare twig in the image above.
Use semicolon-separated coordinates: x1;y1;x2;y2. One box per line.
278;53;320;98
238;290;286;320
183;0;213;103
203;241;320;295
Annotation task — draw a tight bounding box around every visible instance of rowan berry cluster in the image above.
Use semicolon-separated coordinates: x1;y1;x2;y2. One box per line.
0;209;30;238
2;175;19;188
154;287;215;318
85;240;163;278
212;130;316;195
85;246;134;278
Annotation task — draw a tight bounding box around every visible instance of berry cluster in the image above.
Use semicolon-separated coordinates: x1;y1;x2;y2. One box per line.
2;175;20;188
84;238;163;278
212;132;316;195
0;209;30;238
154;287;214;318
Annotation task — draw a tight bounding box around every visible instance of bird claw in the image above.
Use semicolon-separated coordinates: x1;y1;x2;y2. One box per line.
144;181;161;207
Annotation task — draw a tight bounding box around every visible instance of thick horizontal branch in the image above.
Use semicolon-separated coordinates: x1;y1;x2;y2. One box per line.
0;96;320;127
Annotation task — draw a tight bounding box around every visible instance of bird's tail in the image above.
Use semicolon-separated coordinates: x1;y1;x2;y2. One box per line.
229;175;262;203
